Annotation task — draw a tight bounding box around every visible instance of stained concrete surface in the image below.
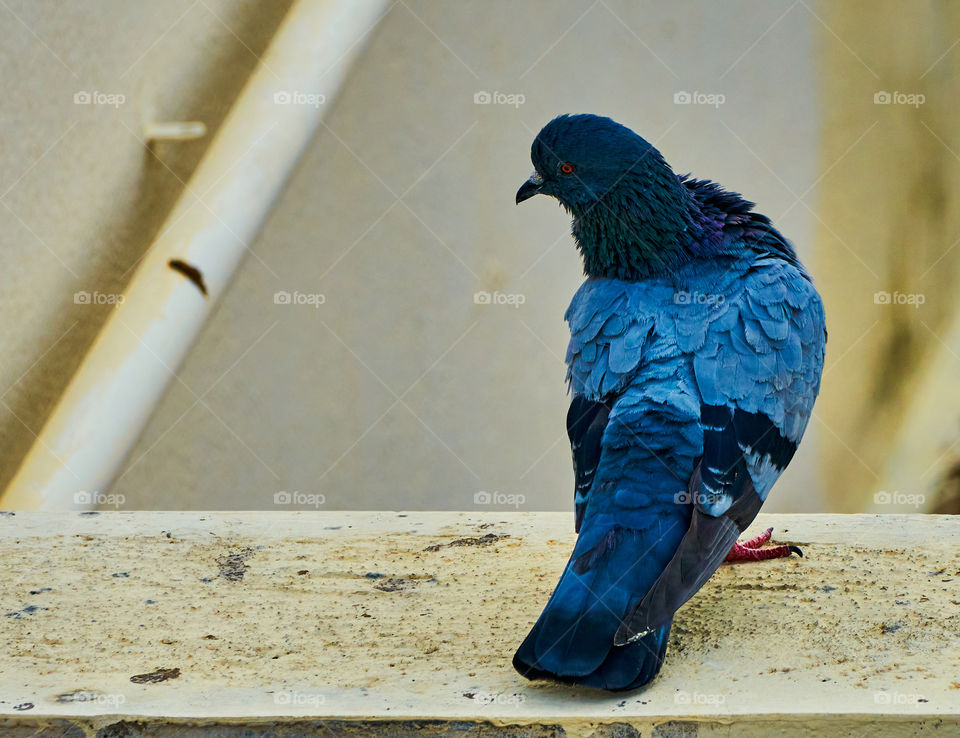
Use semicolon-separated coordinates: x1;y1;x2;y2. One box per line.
0;512;958;735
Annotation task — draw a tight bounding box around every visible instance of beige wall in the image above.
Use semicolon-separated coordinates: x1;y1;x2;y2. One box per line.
0;0;293;492
108;1;822;511
14;1;945;514
814;0;960;513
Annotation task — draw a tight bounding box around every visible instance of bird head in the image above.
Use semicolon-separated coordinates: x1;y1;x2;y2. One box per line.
515;114;665;212
517;114;704;280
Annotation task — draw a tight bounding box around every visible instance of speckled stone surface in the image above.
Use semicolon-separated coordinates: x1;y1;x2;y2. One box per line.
0;512;958;736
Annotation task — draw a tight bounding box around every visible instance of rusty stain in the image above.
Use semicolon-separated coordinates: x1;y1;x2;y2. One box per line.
130;667;181;684
168;259;208;296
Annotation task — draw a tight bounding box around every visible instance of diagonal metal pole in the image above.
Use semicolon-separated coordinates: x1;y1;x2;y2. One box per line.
1;0;390;510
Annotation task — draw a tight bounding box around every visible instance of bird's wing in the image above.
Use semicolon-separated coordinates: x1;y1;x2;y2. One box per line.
614;257;826;645
567;395;612;532
563;279;657;533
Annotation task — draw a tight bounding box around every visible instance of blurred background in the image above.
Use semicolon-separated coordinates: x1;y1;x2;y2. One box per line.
1;0;959;514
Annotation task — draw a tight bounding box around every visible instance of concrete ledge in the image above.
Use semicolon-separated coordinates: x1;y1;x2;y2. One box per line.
1;512;958;736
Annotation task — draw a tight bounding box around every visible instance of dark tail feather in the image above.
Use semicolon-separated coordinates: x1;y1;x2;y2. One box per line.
512;527;673;691
514;618;671;691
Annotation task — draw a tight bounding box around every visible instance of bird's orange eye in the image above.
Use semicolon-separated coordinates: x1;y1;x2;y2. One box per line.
560;162;575;175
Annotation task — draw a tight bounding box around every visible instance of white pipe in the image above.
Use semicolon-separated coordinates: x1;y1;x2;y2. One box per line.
1;0;389;510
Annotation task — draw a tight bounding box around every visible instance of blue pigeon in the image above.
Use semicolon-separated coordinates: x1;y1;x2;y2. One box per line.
513;114;826;691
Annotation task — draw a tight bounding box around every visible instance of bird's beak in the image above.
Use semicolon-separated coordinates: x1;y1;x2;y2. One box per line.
515;170;544;204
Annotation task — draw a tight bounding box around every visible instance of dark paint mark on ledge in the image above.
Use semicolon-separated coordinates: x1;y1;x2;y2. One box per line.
130;667;181;684
215;547;254;582
374;578;418;592
423;533;507;552
5;605;48;619
56;690;103;703
168;259;208;296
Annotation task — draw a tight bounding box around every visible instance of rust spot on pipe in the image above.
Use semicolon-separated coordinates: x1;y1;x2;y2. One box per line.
168;259;208;296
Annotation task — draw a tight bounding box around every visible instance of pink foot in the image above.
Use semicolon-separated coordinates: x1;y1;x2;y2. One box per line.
724;527;802;563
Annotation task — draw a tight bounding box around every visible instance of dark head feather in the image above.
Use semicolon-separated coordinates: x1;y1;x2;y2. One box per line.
524;114;797;279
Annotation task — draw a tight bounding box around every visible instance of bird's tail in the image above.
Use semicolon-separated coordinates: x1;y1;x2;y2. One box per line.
513;525;673;691
514;618;670;691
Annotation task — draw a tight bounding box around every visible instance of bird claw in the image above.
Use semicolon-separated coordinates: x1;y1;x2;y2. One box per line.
724;527;802;562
